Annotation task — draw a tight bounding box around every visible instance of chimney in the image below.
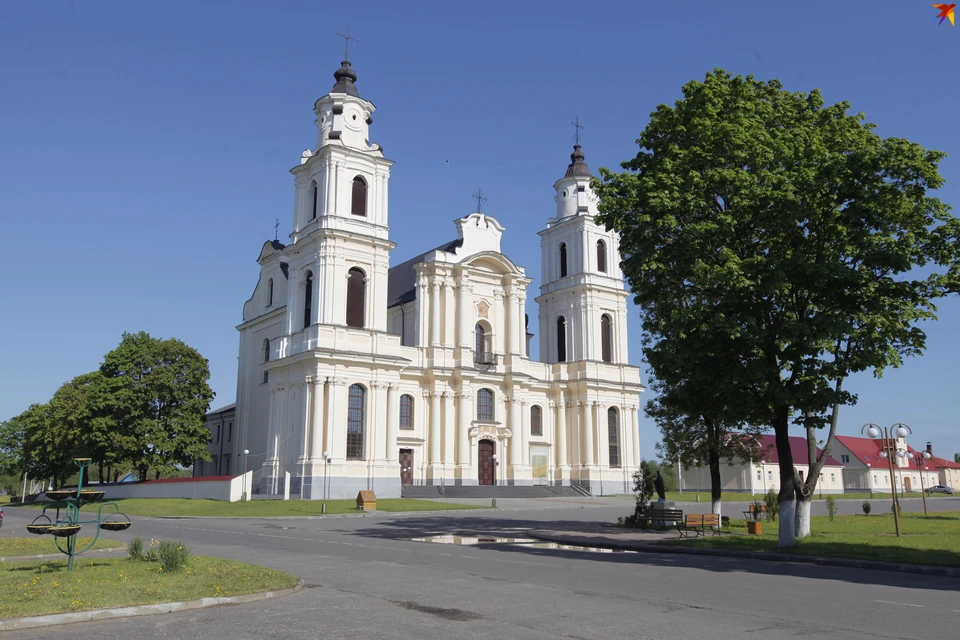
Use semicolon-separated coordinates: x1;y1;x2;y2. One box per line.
926;442;933;455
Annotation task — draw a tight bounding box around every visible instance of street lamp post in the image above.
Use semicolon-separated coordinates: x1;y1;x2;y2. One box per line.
491;454;499;508
242;449;250;501
861;422;913;537
322;451;331;514
907;450;932;516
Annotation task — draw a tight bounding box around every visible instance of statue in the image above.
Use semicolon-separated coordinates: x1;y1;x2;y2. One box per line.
654;470;667;501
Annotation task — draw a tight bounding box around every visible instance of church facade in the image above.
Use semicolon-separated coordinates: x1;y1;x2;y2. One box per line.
231;59;644;499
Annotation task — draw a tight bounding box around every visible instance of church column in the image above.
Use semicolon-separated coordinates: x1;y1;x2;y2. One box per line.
385;383;399;464
417;278;429;346
582;227;590;272
430;281;441;347
300;378;313;463
370;382;388;463
310;376;325;460
507;287;521;355
457;388;472;469
429;391;441;466
617;302;629;363
443;280;455;347
581;400;595;469
508;396;522;469
457;278;472;348
492;289;503;354
519;398;529;468
325;378;345;461
266;385;280;464
555;397;568;473
631;405;641;468
443;391;454;467
518;292;527;357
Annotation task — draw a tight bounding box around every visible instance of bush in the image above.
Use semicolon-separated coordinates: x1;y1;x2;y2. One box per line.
862;500;872;515
825;495;838;522
127;536;144;560
764;488;779;522
157;539;190;572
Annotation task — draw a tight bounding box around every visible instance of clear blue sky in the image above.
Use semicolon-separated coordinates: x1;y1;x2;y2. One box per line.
2;2;958;460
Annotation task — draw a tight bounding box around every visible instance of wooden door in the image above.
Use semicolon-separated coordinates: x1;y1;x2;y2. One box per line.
478;440;495;486
904;476;912;492
399;449;414;486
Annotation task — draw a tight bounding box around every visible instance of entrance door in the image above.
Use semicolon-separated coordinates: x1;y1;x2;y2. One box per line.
478;440;495;486
399;449;414;486
904;476;912;492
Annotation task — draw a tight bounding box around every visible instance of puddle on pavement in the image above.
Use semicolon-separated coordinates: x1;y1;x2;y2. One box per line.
410;534;637;554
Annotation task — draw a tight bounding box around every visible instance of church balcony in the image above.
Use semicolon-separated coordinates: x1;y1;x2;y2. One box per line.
474;351;498;367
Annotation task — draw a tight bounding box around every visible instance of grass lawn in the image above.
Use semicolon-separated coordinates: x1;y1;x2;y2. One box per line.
656;491;943;502
661;511;960;568
14;497;486;517
1;537;122;558
0;556;298;620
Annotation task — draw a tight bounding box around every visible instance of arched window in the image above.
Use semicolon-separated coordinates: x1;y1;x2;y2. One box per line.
311;182;318;220
351;176;367;217
400;394;414;430
597;240;607;273
559;243;568;278
608;407;621;468
530;405;542;437
266;277;274;307
346;267;366;328
601;314;612;363
303;271;313;330
477;388;494;422
475;324;486;354
262;338;270;363
557;316;567;363
347;384;366;459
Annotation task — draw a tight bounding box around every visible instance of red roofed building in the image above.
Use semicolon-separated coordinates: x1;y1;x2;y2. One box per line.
833;436;942;493
680;434;845;496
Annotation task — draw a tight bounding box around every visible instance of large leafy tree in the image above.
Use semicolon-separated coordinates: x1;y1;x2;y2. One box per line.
0;414;27;480
85;331;214;481
595;69;960;547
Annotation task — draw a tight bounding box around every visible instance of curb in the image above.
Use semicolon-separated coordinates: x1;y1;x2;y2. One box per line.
0;579;304;632
528;531;960;579
0;547;126;563
149;507;507;520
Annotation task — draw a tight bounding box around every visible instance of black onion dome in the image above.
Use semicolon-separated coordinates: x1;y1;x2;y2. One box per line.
564;145;592;178
331;60;359;97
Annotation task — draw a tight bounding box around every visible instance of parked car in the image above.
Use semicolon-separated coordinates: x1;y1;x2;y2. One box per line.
925;485;955;495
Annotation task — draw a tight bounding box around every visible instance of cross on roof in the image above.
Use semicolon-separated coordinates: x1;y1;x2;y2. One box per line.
472;189;487;213
336;27;359;61
274;218;279;241
571;115;584;146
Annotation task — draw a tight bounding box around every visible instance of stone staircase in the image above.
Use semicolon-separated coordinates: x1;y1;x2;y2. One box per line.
401;485;589;499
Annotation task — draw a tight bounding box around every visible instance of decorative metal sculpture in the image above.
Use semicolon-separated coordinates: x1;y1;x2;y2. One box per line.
26;458;132;570
654;470;667;501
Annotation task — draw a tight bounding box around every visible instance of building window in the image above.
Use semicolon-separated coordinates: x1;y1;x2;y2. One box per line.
303;271;313;329
227;422;233;442
530;405;542;437
841;454;850;464
212;455;219;474
608;407;621;468
346;267;366;328
756;469;762;480
215;424;221;443
400;394;414;430
600;314;612;363
557;316;567;363
263;338;271;363
262;371;269;384
477;388;494;422
475;324;486;353
347;384;366;459
351;176;367;217
267;278;274;307
559;242;568;277
830;472;835;482
223;455;230;475
312;181;318;219
597;239;607;273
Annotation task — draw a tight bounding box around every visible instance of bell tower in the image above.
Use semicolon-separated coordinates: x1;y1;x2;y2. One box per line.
535;137;629;365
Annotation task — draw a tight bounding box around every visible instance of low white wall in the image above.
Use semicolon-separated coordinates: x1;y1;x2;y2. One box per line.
44;473;254;503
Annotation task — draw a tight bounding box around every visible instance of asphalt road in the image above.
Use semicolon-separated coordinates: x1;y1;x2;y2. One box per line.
2;497;959;639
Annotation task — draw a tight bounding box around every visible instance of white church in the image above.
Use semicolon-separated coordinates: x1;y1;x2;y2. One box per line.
227;57;644;498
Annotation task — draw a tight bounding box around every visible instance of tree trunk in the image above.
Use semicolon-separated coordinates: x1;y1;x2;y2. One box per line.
138;465;148;482
795;497;812;537
774;406;797;548
98;462;104;483
112;468;119;483
709;446;722;518
155;470;161;480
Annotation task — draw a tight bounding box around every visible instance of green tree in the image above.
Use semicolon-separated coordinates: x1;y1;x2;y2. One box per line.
954;453;959;464
0;415;27;480
86;331;214;481
595;69;960;547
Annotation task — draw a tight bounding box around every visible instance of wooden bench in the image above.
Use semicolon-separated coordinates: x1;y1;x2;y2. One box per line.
742;504;768;520
677;514;721;538
636;508;683;529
